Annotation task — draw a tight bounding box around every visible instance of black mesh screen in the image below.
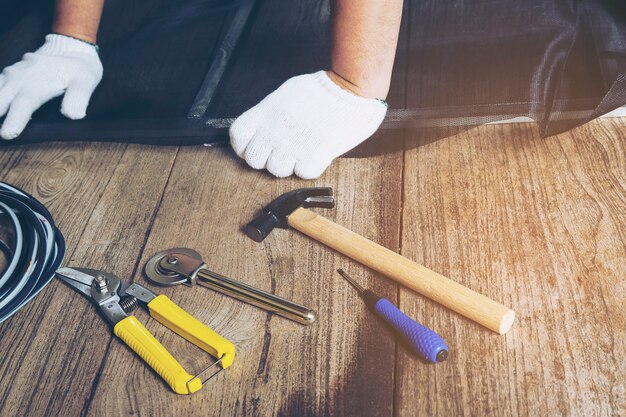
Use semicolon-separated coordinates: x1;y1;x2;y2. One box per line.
0;0;624;155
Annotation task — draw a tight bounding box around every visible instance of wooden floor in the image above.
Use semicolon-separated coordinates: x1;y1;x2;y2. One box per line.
0;119;624;417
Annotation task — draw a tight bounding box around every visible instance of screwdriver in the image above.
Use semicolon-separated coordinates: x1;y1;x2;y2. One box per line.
337;269;448;363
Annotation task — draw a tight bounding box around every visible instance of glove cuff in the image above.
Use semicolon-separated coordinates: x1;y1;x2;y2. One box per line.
38;34;99;58
314;71;388;111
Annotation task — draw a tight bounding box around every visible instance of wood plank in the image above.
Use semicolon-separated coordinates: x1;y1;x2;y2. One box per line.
85;145;404;416
0;143;178;417
397;118;625;416
0;120;622;416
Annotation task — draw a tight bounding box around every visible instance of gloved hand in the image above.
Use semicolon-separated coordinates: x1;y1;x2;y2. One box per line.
230;71;387;179
0;34;103;140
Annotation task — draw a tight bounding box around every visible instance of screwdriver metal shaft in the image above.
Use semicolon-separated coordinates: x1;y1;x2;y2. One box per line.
337;269;449;363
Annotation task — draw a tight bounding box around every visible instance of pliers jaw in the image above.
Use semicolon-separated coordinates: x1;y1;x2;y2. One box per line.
56;267;129;326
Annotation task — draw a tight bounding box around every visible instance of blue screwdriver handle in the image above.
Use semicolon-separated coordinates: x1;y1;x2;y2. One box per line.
373;298;448;363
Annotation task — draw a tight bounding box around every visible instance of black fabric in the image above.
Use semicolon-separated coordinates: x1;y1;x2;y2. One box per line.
0;0;237;127
0;0;625;155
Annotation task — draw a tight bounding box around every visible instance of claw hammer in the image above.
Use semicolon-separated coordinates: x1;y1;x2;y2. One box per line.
245;187;515;334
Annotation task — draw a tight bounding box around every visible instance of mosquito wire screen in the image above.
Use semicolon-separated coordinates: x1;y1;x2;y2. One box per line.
1;0;624;155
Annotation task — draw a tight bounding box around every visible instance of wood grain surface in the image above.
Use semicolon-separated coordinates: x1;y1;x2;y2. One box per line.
0;143;178;416
0;118;623;417
399;121;625;417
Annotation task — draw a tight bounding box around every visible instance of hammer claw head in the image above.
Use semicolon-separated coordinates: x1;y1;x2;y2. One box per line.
245;187;334;242
302;196;334;209
299;187;333;198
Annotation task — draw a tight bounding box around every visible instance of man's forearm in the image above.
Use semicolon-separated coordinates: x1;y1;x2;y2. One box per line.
329;0;404;100
52;0;105;44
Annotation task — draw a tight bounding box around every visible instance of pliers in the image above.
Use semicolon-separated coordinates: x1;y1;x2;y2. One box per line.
56;267;235;395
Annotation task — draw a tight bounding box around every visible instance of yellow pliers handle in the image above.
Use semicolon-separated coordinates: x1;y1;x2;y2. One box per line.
114;316;202;394
148;295;236;368
113;295;235;395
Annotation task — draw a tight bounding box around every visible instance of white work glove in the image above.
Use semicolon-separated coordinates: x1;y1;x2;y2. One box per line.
0;34;103;140
230;71;387;179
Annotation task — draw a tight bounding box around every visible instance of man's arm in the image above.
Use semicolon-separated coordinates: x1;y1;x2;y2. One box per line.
0;0;104;139
53;0;104;43
229;0;404;179
329;0;404;100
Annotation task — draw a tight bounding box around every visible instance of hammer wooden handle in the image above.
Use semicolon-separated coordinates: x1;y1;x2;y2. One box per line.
288;208;515;334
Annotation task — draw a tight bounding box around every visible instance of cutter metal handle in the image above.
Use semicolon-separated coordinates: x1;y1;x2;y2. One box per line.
194;268;316;325
145;248;316;325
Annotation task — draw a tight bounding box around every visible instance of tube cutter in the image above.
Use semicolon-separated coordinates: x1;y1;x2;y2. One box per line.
56;267;235;395
145;248;316;325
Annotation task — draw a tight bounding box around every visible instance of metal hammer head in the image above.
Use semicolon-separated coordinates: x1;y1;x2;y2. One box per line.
245;187;334;242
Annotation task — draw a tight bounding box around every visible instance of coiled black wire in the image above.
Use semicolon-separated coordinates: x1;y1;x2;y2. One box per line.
0;181;66;324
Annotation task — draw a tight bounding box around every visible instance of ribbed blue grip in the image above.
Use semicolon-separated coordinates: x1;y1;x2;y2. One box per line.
374;298;448;363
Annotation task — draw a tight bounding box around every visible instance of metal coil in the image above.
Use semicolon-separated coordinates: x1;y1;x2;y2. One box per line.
119;295;138;314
